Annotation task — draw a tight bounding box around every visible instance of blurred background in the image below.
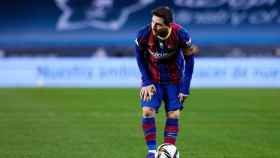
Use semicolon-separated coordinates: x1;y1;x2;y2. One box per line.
1;0;280;57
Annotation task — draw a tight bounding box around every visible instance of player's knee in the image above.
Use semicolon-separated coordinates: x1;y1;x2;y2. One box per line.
142;107;155;117
167;110;180;119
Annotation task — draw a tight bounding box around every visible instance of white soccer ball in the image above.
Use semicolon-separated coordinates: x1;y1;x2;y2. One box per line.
155;143;179;158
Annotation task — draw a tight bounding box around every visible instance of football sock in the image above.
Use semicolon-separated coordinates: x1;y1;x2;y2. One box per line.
148;150;156;154
164;118;179;145
142;117;156;151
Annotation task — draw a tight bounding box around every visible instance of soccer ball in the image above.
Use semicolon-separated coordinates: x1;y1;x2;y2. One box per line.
155;143;179;158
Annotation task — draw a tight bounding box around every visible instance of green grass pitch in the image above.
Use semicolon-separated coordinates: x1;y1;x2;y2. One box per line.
0;88;279;158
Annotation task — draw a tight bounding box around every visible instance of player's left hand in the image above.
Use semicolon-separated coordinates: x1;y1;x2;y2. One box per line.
190;44;199;54
178;93;188;104
183;44;199;56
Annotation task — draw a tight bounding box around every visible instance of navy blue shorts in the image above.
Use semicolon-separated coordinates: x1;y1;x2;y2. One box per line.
141;83;183;112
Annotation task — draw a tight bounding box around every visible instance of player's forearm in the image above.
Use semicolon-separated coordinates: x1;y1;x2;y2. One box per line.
180;54;194;95
135;46;153;86
184;54;194;87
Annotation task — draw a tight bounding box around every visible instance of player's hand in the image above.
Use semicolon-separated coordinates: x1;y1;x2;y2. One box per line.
178;93;188;104
190;45;199;54
140;84;156;101
183;44;199;56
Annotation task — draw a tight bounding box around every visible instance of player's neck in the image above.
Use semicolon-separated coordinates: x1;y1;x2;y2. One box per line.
157;27;172;40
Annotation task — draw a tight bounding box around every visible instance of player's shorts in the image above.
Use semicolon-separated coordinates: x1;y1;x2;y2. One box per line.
140;83;183;112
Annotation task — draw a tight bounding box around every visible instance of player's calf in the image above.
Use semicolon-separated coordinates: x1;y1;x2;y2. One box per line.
164;110;180;145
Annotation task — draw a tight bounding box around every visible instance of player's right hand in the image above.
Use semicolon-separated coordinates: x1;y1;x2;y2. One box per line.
140;84;156;101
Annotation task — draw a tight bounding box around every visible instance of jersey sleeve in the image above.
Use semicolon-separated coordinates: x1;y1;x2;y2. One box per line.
178;28;192;49
135;32;153;86
179;54;194;95
178;28;194;95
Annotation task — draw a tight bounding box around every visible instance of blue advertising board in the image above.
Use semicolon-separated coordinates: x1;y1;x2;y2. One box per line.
0;58;279;88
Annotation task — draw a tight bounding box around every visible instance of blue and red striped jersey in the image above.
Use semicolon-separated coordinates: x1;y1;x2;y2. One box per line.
135;23;194;95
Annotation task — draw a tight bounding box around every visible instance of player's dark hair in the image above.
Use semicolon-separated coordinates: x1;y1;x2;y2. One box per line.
151;6;173;25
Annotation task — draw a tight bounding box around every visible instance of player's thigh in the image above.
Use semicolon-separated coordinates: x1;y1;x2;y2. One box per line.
163;84;183;112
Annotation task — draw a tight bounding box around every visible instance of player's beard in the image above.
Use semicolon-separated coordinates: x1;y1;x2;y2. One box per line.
156;28;169;38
